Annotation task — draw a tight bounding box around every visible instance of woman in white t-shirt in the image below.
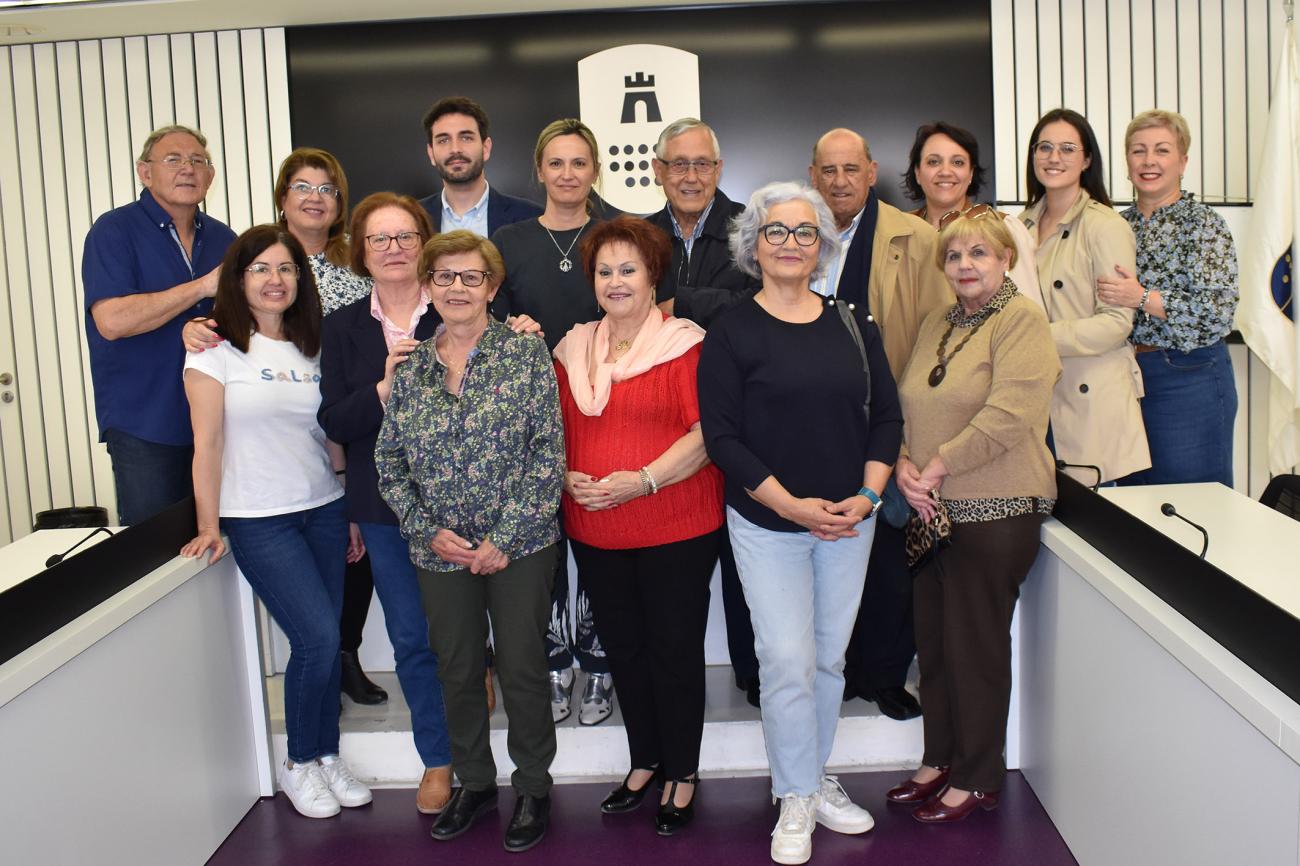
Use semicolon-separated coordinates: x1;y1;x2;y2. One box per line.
180;225;371;820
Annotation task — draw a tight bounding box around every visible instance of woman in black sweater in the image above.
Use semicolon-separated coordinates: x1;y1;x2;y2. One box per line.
698;181;901;866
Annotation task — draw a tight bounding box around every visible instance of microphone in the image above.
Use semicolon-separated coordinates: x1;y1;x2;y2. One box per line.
1055;459;1103;491
1160;502;1209;559
45;526;114;568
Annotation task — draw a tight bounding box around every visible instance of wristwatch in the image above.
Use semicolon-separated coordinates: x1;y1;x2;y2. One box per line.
858;486;882;517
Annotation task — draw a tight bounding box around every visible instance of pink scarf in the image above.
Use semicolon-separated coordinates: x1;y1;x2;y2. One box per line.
554;309;705;416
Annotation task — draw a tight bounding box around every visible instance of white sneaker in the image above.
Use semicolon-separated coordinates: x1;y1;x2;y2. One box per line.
770;794;817;865
816;775;875;834
279;759;340;819
318;754;373;808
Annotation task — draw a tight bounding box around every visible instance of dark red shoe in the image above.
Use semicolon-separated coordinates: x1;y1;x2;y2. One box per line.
886;767;950;804
912;787;998;823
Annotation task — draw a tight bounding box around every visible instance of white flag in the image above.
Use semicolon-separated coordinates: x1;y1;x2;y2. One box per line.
1236;8;1300;473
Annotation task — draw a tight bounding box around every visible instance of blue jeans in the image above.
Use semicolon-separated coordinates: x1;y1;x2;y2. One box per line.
1122;341;1238;487
223;498;347;764
357;522;452;768
103;428;192;525
726;506;877;797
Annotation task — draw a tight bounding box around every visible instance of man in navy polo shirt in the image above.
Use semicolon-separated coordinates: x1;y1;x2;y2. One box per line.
83;124;237;525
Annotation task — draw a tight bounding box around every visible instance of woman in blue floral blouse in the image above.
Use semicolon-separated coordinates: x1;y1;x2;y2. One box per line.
375;229;564;854
1098;110;1240;486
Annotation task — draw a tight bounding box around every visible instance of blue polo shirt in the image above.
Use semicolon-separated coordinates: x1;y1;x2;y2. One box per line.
82;189;236;445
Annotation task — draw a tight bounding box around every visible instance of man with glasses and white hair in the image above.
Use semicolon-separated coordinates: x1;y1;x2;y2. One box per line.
83;124;236;525
649;117;759;329
648;118;763;709
808;127;951;724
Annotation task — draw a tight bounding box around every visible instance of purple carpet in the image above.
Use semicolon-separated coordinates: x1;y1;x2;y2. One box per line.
207;770;1076;865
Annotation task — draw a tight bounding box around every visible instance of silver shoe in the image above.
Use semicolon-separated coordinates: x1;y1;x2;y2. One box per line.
578;672;615;726
549;668;575;723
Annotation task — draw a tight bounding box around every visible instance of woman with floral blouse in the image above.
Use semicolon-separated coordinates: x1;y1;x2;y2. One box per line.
1098;110;1240;486
375;230;564;854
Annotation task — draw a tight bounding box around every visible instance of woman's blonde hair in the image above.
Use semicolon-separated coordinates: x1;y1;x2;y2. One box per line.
935;208;1018;271
1124;109;1192;154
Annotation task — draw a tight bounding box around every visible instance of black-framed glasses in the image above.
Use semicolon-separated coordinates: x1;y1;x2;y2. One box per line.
938;203;999;231
288;181;340;199
429;268;491;287
147;155;213;170
365;232;422;251
245;262;300;278
1032;141;1084;159
761;222;820;246
658;158;719;177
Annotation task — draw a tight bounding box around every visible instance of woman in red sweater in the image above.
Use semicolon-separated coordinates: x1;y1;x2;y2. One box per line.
553;215;724;836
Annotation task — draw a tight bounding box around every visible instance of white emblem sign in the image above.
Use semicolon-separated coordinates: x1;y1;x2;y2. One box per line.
578;44;701;215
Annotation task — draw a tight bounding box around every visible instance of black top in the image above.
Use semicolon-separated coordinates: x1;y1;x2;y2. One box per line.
317;295;440;524
698;295;903;533
491;218;605;351
647;189;760;328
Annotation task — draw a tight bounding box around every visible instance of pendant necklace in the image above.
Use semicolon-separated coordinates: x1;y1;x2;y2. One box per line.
544;219;589;272
929;318;989;387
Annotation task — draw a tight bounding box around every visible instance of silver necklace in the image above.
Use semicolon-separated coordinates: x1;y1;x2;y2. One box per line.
543;219;588;272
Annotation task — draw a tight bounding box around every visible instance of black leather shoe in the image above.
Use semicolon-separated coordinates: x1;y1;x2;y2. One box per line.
341;651;387;704
600;767;661;814
655;775;698;836
431;786;498;841
504;793;550;852
869;686;922;721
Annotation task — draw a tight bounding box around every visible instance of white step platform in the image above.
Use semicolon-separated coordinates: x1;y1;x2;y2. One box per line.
267;665;923;786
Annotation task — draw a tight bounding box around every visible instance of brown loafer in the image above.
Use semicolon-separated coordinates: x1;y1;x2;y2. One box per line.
417;765;453;815
885;767;949;804
912;787;998;823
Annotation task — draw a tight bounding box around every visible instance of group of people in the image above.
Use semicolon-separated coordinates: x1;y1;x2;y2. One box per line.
81;92;1239;863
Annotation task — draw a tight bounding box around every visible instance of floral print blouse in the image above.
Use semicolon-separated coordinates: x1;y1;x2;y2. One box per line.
374;318;563;572
1121;192;1239;353
310;252;372;315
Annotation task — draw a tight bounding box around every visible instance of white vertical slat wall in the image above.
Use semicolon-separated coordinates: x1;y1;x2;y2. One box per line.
989;0;1292;496
0;28;291;544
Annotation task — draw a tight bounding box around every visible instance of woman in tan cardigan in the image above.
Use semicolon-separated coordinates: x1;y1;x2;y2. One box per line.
1018;108;1149;485
886;210;1060;823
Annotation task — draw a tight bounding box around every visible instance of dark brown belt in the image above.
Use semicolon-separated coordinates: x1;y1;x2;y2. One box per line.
1134;344;1161;354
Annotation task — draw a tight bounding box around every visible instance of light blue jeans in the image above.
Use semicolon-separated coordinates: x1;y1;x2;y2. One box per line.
726;506;877;797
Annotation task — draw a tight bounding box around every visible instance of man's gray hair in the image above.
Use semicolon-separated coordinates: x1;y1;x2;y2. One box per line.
654;118;721;161
729;182;841;280
136;124;209;163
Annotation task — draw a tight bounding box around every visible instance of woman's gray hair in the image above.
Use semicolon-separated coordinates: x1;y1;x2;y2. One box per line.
729;182;841;280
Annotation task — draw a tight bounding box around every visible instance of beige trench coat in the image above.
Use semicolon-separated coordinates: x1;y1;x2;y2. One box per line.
1020;190;1151;483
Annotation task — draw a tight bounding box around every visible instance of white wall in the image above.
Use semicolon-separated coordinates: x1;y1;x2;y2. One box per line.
0;1;1291;544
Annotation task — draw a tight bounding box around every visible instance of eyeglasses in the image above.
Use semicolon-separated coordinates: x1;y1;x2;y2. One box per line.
147;155;214;170
938;203;999;231
365;232;422;251
245;262;300;278
760;222;820;246
429;268;491;287
288;181;340;199
1033;141;1084;159
658;158;719;177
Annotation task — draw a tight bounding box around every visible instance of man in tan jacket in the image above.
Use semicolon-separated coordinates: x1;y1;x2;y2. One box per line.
809;128;953;720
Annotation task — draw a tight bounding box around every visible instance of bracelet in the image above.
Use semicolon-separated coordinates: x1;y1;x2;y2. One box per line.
858;486;882;516
1138;286;1151;313
639;466;659;496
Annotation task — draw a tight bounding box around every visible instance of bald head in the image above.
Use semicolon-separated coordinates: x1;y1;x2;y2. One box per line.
810;128;878;229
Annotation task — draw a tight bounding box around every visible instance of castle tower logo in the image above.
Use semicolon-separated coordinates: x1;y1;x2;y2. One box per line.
578;44;701;214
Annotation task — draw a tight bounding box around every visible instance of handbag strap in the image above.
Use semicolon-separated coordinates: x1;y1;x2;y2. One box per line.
834;299;872;411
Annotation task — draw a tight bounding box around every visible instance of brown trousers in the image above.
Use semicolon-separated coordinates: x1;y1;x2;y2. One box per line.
914;512;1045;792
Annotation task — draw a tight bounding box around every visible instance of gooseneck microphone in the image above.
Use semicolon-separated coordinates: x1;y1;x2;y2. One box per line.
1055;458;1103;491
1160;502;1209;559
45;526;114;568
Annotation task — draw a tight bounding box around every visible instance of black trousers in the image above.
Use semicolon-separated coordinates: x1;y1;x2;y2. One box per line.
339;552;373;654
843;521;916;694
914;513;1044;792
570;530;720;780
718;530;759;686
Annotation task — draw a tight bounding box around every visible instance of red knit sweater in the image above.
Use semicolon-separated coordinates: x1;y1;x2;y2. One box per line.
556;344;724;549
